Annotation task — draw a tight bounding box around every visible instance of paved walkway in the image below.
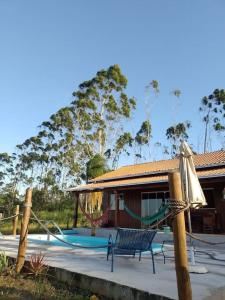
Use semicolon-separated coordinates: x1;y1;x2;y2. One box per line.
1;235;225;300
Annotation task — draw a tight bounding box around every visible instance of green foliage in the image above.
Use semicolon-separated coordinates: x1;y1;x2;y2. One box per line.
0;65;137;207
148;80;160;94
71;64;136;158
166;121;191;156
171;89;181;98
200;89;225;151
0;251;8;274
111;132;134;169
135;120;152;146
86;154;108;180
135;120;152;160
200;89;225;132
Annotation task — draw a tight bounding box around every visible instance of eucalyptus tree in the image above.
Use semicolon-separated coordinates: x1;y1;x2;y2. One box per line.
199;89;225;152
4;65;138;207
110;132;134;169
134;120;152;162
39;106;82;190
71;64;136;161
170;89;182;123
0;153;12;188
143;80;159;160
0;152;21;212
166;121;191;156
16;135;45;186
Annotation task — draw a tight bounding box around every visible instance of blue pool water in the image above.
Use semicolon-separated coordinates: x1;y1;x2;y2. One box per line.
28;234;162;253
52;234;109;248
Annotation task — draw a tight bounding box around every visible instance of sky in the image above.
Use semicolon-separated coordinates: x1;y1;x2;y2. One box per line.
1;0;225;164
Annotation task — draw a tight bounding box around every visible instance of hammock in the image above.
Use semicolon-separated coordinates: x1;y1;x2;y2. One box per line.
78;200;110;226
124;203;169;225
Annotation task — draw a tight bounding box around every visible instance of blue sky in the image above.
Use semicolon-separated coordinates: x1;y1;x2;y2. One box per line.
1;1;225;163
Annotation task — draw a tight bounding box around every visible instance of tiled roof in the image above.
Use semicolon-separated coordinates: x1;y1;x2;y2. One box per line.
68;153;225;192
90;150;225;183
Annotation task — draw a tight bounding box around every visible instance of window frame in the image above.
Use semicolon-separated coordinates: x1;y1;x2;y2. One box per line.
110;193;125;210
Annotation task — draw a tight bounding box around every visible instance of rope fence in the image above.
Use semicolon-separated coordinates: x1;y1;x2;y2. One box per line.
1;200;225;247
30;210;109;249
0;214;20;222
186;232;225;245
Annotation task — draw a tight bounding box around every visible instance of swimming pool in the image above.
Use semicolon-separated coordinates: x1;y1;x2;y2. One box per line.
27;233;162;253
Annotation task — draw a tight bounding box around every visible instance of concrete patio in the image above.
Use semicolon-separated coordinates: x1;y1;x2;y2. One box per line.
1;232;225;300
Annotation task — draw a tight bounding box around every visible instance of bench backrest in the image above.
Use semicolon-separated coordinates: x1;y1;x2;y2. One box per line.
115;228;157;251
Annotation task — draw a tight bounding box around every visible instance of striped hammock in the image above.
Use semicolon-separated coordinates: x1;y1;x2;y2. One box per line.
124;203;169;225
78;200;110;226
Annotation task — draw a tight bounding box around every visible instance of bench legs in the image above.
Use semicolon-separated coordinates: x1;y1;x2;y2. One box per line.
108;249;155;274
139;251;142;261
151;249;156;274
111;248;114;272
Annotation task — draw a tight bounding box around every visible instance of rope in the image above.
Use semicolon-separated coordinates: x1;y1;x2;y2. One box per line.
129;198;189;230
186;232;225;245
30;210;161;250
28;197;225;247
162;199;225;246
195;250;225;262
0;214;19;222
30;210;109;249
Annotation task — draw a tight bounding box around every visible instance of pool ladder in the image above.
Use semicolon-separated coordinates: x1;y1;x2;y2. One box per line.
45;220;65;241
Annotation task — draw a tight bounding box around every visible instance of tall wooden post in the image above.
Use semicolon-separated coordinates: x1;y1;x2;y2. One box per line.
12;205;19;236
73;192;79;228
16;188;32;273
168;171;192;300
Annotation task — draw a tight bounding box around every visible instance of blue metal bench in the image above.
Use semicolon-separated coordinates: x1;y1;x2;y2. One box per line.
107;228;157;273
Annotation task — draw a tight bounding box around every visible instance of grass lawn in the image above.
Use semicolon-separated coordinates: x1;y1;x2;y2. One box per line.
0;274;90;300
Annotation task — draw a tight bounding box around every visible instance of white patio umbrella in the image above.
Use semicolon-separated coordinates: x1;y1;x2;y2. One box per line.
179;141;207;208
179;141;207;271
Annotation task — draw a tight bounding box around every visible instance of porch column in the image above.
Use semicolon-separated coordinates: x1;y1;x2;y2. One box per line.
73;192;79;228
115;191;119;228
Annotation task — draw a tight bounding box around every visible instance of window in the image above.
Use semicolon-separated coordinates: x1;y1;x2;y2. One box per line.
110;194;116;210
141;191;169;217
110;193;124;210
119;193;124;210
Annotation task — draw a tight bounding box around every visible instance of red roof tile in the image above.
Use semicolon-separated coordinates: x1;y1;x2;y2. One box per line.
90;150;225;183
68;151;225;192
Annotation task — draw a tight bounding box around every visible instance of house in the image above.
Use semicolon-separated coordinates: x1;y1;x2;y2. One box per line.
69;150;225;234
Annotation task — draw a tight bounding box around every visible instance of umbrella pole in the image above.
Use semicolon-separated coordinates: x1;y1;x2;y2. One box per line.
187;208;195;265
187;208;208;274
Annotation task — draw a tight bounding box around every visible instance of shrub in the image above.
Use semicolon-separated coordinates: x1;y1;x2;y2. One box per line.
27;252;47;277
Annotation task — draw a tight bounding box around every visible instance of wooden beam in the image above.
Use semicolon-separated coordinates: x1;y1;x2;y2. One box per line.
168;171;192;300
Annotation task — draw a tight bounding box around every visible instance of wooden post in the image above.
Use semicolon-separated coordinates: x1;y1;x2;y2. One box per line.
73;192;79;228
15;188;32;273
168;171;192;300
12;205;19;236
